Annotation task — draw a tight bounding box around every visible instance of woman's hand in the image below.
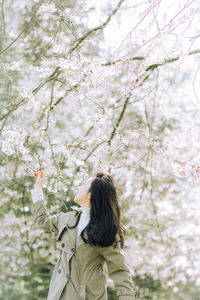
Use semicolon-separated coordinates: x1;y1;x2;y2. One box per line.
33;169;46;187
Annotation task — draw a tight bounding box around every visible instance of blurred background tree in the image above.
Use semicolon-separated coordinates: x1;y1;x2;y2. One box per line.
1;0;200;299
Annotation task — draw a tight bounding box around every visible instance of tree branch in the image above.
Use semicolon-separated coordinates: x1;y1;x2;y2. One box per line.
68;0;126;54
0;0;44;55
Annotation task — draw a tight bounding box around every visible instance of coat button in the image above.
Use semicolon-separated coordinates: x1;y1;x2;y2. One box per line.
66;274;70;279
61;243;65;248
71;248;75;253
58;269;61;274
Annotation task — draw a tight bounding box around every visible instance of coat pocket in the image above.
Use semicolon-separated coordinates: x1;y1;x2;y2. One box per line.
79;284;86;300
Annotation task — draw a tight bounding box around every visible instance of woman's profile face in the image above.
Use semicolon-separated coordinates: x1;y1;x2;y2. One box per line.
74;176;95;207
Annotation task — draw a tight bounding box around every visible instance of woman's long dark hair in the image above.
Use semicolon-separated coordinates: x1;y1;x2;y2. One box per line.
68;171;126;249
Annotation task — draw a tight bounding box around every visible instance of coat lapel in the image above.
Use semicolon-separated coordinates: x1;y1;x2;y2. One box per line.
66;206;88;250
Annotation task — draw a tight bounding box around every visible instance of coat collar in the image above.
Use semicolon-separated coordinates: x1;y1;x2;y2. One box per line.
66;205;89;249
68;205;83;213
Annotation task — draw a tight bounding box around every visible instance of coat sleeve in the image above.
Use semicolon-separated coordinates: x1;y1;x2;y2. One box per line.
97;241;136;300
30;186;63;233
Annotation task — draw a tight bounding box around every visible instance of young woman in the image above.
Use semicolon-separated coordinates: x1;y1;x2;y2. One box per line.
31;170;136;300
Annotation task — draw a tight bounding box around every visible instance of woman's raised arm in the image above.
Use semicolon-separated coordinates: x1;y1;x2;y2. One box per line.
30;170;63;233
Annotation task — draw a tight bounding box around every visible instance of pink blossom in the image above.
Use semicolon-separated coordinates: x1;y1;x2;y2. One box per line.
159;176;166;182
188;179;195;187
179;170;187;176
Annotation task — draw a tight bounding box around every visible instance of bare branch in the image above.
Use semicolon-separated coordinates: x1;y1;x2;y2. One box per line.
68;0;126;55
0;67;61;126
0;0;44;55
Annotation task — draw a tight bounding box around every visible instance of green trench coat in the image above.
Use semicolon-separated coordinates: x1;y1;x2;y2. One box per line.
30;199;136;300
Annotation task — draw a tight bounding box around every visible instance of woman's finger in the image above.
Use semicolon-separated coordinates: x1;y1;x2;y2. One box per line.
39;169;45;178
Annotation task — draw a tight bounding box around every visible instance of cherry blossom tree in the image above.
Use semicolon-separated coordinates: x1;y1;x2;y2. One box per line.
1;0;200;299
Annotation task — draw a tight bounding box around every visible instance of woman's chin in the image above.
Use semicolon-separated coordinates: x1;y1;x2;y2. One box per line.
74;196;79;203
